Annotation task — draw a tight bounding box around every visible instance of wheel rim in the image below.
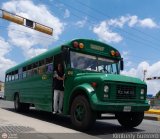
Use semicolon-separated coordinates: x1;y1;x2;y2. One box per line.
74;104;85;122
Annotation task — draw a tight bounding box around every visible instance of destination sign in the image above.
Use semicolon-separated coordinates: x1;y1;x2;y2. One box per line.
90;44;104;51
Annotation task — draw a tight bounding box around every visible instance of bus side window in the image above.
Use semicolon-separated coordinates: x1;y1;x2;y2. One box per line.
38;60;45;75
7;75;9;82
11;72;15;81
8;74;12;82
46;57;53;64
46;57;53;74
27;70;33;77
14;70;18;80
38;65;45;75
46;63;53;73
6;75;9;82
18;68;23;79
33;62;38;75
26;64;32;77
23;67;27;78
23;71;27;78
33;68;38;75
15;74;18;80
5;75;7;82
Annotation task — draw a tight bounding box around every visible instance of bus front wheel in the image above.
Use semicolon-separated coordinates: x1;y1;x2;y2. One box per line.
70;95;96;131
14;94;29;112
115;112;144;128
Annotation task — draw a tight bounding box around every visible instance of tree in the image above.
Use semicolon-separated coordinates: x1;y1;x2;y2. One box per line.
155;91;160;99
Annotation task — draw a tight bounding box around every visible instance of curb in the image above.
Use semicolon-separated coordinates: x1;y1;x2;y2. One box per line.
144;115;160;121
145;109;160;115
144;109;160;121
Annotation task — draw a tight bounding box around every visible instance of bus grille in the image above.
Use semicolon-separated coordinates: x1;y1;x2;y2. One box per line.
116;85;136;99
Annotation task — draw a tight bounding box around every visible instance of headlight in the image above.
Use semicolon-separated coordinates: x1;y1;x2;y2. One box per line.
141;89;145;95
104;85;109;93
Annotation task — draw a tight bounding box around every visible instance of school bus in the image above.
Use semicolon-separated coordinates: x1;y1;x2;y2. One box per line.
4;39;150;130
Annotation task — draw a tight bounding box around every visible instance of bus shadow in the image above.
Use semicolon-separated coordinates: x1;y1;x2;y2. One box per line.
3;108;144;135
3;108;72;128
86;121;144;135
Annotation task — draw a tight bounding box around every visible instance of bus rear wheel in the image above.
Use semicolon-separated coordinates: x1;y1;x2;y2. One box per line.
115;112;144;128
14;94;29;112
70;95;96;131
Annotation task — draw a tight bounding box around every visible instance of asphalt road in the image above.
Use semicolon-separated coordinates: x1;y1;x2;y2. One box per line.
0;99;160;139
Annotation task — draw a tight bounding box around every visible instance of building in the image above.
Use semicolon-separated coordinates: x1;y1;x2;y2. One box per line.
147;94;154;99
0;81;4;98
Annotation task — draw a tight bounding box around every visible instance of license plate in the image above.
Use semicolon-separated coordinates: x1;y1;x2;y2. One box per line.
123;106;131;112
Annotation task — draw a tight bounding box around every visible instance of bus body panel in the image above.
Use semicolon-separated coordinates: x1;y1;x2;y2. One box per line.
63;82;95;114
5;73;53;112
63;70;149;114
4;39;150;116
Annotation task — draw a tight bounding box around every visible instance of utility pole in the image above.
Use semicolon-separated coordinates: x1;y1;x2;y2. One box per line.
143;69;147;81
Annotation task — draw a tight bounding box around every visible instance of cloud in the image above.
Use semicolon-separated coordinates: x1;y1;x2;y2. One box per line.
108;16;130;28
107;15;158;28
93;21;123;43
75;17;88;28
93;15;158;43
0;37;11;57
121;51;132;67
26;48;47;59
139;18;158;28
2;0;64;59
64;9;70;18
128;16;138;27
0;37;16;81
121;61;160;95
7;25;48;59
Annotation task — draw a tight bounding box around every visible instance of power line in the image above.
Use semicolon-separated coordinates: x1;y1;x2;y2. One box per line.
38;1;160;63
2;0;157;63
40;1;160;67
51;0;160;52
76;0;160;46
50;0;160;63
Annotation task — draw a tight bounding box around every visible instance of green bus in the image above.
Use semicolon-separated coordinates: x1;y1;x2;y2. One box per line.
5;39;150;130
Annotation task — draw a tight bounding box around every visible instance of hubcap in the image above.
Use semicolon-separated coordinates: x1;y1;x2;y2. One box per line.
74;104;85;122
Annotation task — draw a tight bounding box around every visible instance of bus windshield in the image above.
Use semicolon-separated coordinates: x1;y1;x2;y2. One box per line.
70;51;120;74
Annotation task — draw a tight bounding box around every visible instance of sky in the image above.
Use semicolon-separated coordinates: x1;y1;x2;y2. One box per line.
0;0;160;95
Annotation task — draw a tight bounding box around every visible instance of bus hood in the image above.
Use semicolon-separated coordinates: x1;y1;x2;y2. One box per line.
102;74;145;85
76;73;146;85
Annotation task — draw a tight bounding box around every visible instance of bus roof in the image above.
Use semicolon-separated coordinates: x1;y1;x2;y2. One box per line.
6;38;121;74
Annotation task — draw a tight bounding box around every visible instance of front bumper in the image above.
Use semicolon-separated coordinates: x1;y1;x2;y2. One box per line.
90;95;150;112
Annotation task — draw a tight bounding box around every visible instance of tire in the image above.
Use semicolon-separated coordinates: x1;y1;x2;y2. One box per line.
14;94;29;112
70;95;96;131
115;112;144;128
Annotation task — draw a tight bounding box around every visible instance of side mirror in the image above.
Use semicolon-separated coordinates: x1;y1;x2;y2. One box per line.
120;58;124;71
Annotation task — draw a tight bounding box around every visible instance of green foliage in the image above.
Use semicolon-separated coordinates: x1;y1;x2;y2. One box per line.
155;91;160;98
